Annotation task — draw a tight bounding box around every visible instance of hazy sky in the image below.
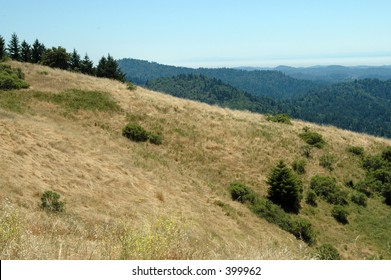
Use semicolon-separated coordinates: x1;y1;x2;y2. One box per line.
2;0;391;67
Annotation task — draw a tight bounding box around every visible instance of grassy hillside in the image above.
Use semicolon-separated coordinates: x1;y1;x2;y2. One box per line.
1;61;391;260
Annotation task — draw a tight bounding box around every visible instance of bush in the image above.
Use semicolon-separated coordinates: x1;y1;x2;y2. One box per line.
310;175;348;205
319;153;335;171
267;161;303;214
292;159;306;174
305;189;318;206
382;184;391;206
229;183;256;204
290;218;316;245
122;124;150;142
40;191;65;213
301;145;312;158
266;113;292;124
299;129;325;148
347;146;364;156
331;205;349;224
0;64;29;90
148;133;163;145
316;244;341;260
126;81;137;91
350;191;367;207
382;146;391;163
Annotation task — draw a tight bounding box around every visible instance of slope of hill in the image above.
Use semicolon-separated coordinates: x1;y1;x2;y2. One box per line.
118;58;321;99
1;61;391;260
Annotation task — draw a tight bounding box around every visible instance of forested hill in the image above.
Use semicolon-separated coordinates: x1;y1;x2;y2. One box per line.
146;74;391;138
118;58;321;99
287;79;391;137
145;74;281;114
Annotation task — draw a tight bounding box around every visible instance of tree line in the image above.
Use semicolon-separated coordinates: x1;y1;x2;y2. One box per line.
0;33;125;82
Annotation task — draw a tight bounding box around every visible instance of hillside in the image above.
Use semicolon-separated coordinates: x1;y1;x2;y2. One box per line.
118;58;321;99
1;61;391;260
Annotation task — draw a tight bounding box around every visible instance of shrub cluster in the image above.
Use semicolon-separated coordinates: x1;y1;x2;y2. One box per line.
350;191;367;207
305;189;318;207
299;128;325;148
122;123;162;145
229;183;315;245
310;175;348;205
40;190;65;213
331;205;349;224
347;145;364;156
0;64;29;90
316;244;342;260
319;153;335;171
292;159;306;174
266;113;292;125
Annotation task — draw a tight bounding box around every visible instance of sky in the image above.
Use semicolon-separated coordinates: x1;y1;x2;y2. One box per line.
1;0;391;68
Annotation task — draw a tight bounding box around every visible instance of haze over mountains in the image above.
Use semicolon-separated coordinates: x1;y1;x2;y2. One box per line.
118;58;391;138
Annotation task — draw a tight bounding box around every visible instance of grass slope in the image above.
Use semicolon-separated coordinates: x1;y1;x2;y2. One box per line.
1;61;391;259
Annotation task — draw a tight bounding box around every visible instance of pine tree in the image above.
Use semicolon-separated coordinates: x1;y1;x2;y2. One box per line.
80;53;95;75
0;35;6;60
20;40;32;62
69;49;81;71
266;160;303;214
31;39;45;63
7;32;20;60
96;54;125;82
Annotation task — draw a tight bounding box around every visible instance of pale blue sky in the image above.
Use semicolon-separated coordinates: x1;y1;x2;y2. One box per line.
1;0;391;67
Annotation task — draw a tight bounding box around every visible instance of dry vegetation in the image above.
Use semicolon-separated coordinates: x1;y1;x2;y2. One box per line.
1;61;391;259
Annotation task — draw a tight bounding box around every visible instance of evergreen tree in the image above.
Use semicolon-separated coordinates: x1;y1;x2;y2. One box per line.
7;32;20;60
31;39;45;63
41;46;69;69
0;35;5;60
266;160;303;214
20;40;32;62
80;53;95;75
96;54;125;82
69;49;81;71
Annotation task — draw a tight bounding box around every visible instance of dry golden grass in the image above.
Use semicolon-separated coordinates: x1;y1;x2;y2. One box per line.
1;61;391;259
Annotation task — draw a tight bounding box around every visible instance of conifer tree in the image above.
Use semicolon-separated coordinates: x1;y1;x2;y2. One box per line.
0;35;5;60
31;39;45;63
267;160;303;214
96;54;125;82
7;32;20;60
80;53;95;75
20;40;32;62
69;49;81;71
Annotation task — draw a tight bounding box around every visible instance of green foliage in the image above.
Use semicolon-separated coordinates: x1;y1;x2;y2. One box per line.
41;46;70;69
300;145;312;158
147;133;163;145
31;39;45;63
381;146;391;163
0;209;21;253
266;161;303;214
126;81;137;91
291;159;306;174
69;49;81;72
299;129;325;148
96;54;125;82
7;33;20;60
0;35;5;60
0;64;29;90
122;124;149;142
331;205;349;224
316;244;342;260
20;40;31;62
347;145;364;156
80;54;95;75
40;191;65;213
319;153;335;171
266;113;292;124
310;175;348;205
228;182;256;204
351;191;368;207
305;189;318;207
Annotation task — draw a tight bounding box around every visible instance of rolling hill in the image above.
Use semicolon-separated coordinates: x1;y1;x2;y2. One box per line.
1;61;391;260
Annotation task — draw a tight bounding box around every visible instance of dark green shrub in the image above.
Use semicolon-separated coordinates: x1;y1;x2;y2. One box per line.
290;218;316;245
0;64;29;90
299;129;325;148
266;113;292;125
305;189;318;206
319;153;335;171
292;159;306;174
362;155;386;171
381;146;391;163
267;161;303;214
229;183;256;204
122;123;149;142
40;191;65;213
148;133;163;145
350;191;367;207
331;205;349;224
316;244;341;260
347;146;364;156
382;184;391;206
310;176;348;205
